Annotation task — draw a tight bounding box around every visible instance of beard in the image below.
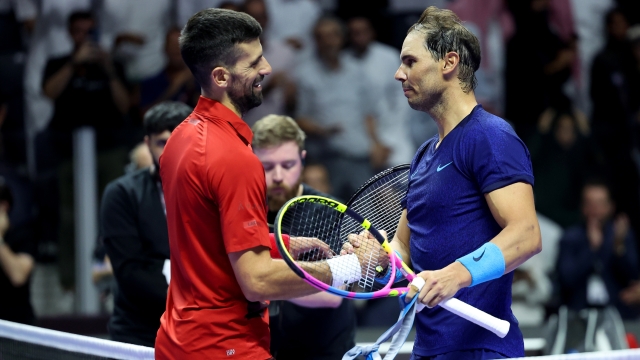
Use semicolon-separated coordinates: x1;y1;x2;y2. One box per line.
228;73;264;116
267;179;301;212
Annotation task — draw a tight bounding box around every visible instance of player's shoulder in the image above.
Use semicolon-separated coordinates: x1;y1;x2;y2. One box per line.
105;168;150;195
460;106;519;143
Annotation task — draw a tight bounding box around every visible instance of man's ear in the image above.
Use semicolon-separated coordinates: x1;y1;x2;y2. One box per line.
211;67;230;89
442;51;460;76
144;135;150;148
300;150;307;166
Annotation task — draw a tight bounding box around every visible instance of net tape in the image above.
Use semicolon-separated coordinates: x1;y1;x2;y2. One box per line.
0;319;154;360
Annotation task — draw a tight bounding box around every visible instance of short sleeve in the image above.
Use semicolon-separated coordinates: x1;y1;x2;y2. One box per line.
460;121;534;194
211;153;271;254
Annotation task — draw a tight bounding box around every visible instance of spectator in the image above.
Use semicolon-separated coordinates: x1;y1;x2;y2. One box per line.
556;179;640;320
528;100;603;228
590;8;640;244
100;101;192;347
41;10;131;289
242;0;297;126
176;0;244;28
0;176;36;325
138;28;198;115
97;0;173;83
124;142;153;174
295;16;385;201
504;0;576;141
263;0;321;51
251;114;356;360
346;16;414;167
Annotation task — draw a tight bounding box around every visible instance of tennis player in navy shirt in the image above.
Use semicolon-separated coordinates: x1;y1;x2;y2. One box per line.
391;6;542;359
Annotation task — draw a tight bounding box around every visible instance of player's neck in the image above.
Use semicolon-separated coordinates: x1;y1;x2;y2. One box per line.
201;89;243;118
432;90;478;143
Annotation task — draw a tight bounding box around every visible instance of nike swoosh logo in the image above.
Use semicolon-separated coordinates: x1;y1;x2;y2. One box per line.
473;249;486;262
436;161;453;172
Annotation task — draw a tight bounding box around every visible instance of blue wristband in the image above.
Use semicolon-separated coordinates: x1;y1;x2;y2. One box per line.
375;250;406;285
456;242;505;287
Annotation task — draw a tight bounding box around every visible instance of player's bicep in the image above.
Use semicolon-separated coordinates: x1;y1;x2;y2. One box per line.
484;182;536;228
485;182;541;271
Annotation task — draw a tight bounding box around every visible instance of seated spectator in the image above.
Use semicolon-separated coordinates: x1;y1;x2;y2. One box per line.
100;101;192;347
556;179;640;320
0;176;36;325
138;28;198;115
124;142;153;174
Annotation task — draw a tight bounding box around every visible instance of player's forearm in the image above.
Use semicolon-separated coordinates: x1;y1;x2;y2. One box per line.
490;220;541;274
288;292;342;308
390;209;411;267
240;258;322;302
0;241;34;287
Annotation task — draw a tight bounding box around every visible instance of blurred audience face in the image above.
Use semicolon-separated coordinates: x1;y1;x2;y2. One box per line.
582;185;614;223
302;164;332;195
395;31;442;112
254;141;305;211
227;39;271;115
554;114;577;149
145;130;171;168
608;11;629;41
348;17;375;54
244;0;268;30
129;142;153;170
68;17;95;47
314;19;344;61
165;29;185;70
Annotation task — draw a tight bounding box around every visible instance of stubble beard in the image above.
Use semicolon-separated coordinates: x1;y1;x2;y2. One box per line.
229;75;263;116
267;180;301;212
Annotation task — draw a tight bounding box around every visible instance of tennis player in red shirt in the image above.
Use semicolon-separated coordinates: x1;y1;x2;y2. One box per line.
155;9;380;360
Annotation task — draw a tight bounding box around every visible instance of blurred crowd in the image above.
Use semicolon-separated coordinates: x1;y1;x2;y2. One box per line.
0;0;640;338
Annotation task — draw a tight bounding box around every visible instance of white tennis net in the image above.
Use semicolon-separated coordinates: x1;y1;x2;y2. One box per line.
0;319;154;360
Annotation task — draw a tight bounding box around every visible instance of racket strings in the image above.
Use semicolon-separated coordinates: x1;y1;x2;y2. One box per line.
280;200;386;293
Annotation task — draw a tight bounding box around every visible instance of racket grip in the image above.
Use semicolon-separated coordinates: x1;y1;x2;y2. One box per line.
436;298;510;338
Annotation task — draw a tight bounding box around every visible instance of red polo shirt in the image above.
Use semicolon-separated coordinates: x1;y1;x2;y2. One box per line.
155;97;272;359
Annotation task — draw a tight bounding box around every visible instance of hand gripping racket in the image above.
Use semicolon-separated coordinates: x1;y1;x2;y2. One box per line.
273;166;510;338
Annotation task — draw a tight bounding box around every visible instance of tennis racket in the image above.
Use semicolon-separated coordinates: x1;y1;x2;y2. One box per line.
273;173;510;337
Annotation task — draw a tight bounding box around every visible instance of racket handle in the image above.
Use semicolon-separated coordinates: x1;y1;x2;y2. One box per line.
414;298;510;338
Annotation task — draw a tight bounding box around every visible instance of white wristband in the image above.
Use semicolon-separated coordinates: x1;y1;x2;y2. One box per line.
326;254;362;288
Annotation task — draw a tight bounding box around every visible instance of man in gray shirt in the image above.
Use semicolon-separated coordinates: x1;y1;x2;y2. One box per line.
295;16;388;201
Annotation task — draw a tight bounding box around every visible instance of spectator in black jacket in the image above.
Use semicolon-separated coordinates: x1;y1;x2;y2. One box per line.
100;101;192;347
556;179;639;320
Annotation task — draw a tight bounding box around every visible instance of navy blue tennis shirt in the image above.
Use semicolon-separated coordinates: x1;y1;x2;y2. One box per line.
403;105;534;358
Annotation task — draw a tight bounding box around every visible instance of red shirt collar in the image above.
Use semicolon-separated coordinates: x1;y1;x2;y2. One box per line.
193;96;254;145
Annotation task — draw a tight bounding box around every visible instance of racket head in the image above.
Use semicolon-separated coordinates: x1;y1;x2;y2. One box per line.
343;164;410;242
273;195;404;299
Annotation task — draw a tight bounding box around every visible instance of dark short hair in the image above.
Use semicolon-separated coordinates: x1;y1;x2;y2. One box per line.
408;6;481;93
179;8;262;88
0;177;13;209
143;101;193;136
68;11;93;28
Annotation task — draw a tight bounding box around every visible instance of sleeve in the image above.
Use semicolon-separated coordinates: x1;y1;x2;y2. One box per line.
100;181;168;311
461;121;534;194
210;153;271;254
